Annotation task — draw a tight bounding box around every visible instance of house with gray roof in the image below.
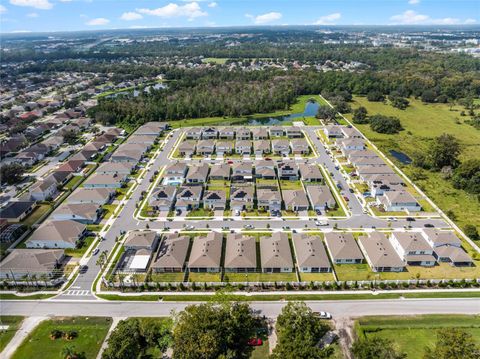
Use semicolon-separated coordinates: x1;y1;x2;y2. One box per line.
68;187;115;205
251;127;268;140
0;201;35;223
235;140;251;155
272;139;290;155
260;233;294;273
215;141;233;155
218;127;235;140
201;127;218;139
292;234;331;273
152;234;190;273
269;126;284;137
253;141;271;155
306;185;336;210
83;173;126;189
97;162;133;176
324;233;364;264
196;140;215;156
0;249;65;280
52;203;102;224
286;127;303;138
290;139;310;155
299;164;323;182
358;232;405;272
178;141;196;157
188;232;223;273
163;162;188;185
277;161;298;180
256;188;282;212
236;128;251;140
185;164;209;184
323;125;343;138
283;189;309;212
29;178;58;201
26;220;86;249
230;186;254;211
149;186;177;211
185;128;202;140
255;161;276;179
389;232;436;267
209;163;230;180
232;162;253;182
377;190;421;212
224;234;257;273
203;190;227;210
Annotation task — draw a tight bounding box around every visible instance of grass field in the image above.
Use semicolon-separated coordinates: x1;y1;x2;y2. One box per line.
346;96;480;229
299;272;336;282
355;315;480;359
223;272;298;283
65;236;95;258
12;317;112;359
149;272;185;282
20;204;51;227
202;57;229;64
63;175;84;190
0;316;24;352
188;272;222;282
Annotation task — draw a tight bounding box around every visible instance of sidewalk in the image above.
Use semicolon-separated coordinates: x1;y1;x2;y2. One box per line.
1;316;47;359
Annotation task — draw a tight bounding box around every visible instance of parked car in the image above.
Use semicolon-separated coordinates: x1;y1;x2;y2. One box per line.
92;248;99;256
244;224;254;229
424;223;435;228
349;188;354;193
406;217;416;222
313;311;332;319
247;338;263;346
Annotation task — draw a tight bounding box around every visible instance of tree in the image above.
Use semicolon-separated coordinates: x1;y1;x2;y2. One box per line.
63;130;79;145
421;89;437;103
427;134;461;170
367;91;385;102
353;106;368;124
172;302;258;359
463;224;479;241
271;302;333;359
451;159;480;194
352;337;406;359
316;106;337;122
0;163;25;185
389;95;409;110
423;328;480;359
369;115;402;134
62;345;86;359
102;319;145;359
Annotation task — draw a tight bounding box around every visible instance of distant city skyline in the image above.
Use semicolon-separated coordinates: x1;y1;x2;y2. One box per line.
0;0;478;33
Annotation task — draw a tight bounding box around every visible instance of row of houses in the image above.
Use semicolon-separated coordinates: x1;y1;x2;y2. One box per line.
178;139;310;157
184;126;304;141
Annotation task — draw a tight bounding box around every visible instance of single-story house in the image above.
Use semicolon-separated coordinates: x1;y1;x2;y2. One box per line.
68;187;115;205
209;164;230;180
292;234;331;273
0;249;65;280
299;164;323;182
283;189;310;212
51;203;102;224
358;232;405;272
82;173;126;189
178;141;196;157
151;234;190;273
26;220;86;249
185;164;209;184
251;127;268;140
188;232;223;273
260;233;294;273
224;233;256;273
324;232;364;264
306;185;336;210
0;201;35;223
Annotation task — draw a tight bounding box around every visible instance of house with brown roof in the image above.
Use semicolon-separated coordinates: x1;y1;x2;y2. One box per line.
260;233;294;273
224;234;257;273
57;159;84;173
218;127;235;140
299;164;323;182
124;230;159;251
306;185;336;211
29;178;58;201
277;161;298;180
272;139;290;156
253;141;271;155
377;190;421;212
52;203;102;224
324;233;364;264
188;232;223;273
26;220;86;249
163;162;188;185
235;140;251;155
256;188;282;212
151;234;190;273
178;141;196;157
389;232;436;267
232;162;253;182
196;140;215;156
358;232;405;272
236;128;251;140
286;127;303;138
283;189;309;212
292;234;331;273
269;126;284;137
185;164;209;184
68;187;115;205
175;186;203;211
185;128;203;140
366;174;405;197
255;161;276;179
215;141;233;155
230;186;254;211
251;127;268;140
420;229;472;267
209;164;231;181
97;162;133;176
290;139;310;155
0;249;65;280
83;173;126;189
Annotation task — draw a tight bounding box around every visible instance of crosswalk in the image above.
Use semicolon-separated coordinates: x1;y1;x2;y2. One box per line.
64;289;91;296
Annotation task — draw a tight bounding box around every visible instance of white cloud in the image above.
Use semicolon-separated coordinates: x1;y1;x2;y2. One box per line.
314;12;341;25
27;12;38;17
390;10;475;25
247;11;282;25
0;5;7;13
86;17;110;26
120;12;143;21
9;0;53;10
59;0;72;2
137;2;207;19
208;2;217;8
408;0;420;4
11;30;32;33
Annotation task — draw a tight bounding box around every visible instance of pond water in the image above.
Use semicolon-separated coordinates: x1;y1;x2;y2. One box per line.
242;100;320;125
389;150;412;164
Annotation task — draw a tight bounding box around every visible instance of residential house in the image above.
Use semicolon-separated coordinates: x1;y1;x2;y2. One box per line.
151;234;190;273
290;139;310;155
29;178;58;201
196;140;215;156
277;161;299;180
126;134;157;146
185;128;202;140
188;232;223;273
232;162;253;182
52;203;102;224
178;141;196;157
272;139;290;156
163;162;188;185
0;249;65;280
255;161;276;180
292;234;331;273
97;162;133;176
421;229;462;249
175;186;203;211
323;125;343;138
367;174;405;197
341;127;363;138
149;186;177;211
41;136;64;151
251;127;268;140
358;232;405;272
83;173;126;189
260;233;294;273
185;164;209;185
0;201;35;223
256;188;282;212
434;246;474;267
338;138;365;153
283;189;310;212
324;233;364;264
269;126;284;137
215;141;233;156
420;229;472;267
26;220;86;249
230;186;254;211
224;234;256;273
201;127;218;140
68;188;115;205
306;185;336;210
124;230;159;251
135;122;165;135
377;190;421;212
236;128;251;140
357;165;396;181
57;159;84;173
253;141;271;155
209;164;231;181
218;127;235;140
285;127;303;138
47;171;73;187
299;164;323;182
121;230;159;273
235;140;251;155
203;190;227;210
346;150;378;161
389;232;436;266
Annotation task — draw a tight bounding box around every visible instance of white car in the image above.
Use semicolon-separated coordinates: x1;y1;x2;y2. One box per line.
315;221;328;226
314;311;332;319
244;224;254;229
92;248;99;255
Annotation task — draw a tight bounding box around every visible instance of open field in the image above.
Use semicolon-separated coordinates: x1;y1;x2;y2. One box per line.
0;316;24;352
11;317;112;359
347;96;480;229
355;315;480;359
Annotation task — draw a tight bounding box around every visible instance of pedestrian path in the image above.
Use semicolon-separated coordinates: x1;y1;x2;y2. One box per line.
64;289;91;296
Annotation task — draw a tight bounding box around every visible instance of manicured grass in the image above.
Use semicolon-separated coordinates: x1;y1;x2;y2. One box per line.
102;204;118;219
279;180;303;190
63;175;84;190
223;272;298;283
374;261;480;281
0;316;24;352
188;272;222;282
0;293;57;300
334;263;376;281
186;208;214;218
403;291;480;299
97;294;162;301
299;272;336;282
202;57;229;64
148;272;185;283
20;204;51;227
11;317;112;359
356;315;480;359
347;96;480;229
65;236;95;258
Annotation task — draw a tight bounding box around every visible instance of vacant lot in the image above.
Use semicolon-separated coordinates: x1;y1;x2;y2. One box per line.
347;96;480;229
12;317;112;359
355;315;480;359
0;316;24;352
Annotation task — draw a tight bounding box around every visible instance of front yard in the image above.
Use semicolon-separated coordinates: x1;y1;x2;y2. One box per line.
0;316;24;352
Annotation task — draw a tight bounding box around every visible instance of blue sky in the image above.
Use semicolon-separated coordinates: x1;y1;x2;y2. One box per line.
0;0;478;33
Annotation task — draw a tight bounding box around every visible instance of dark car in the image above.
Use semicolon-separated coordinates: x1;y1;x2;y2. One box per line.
406;217;416;222
424;223;435;228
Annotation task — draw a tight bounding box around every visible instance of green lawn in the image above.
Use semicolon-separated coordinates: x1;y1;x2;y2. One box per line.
279;180;303;190
334;263;376;281
299;272;336;282
64;236;95;258
186;208;214;218
148;272;185;282
188;272;222;282
12;317;112;359
20;204;51;227
346;96;480;229
223;272;298;283
0;293;56;300
356;315;480;359
102;204;118;219
63;175;84;190
0;316;24;352
202;57;229;64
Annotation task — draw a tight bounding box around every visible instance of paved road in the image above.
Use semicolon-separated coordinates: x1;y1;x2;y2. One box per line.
2;298;479;318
